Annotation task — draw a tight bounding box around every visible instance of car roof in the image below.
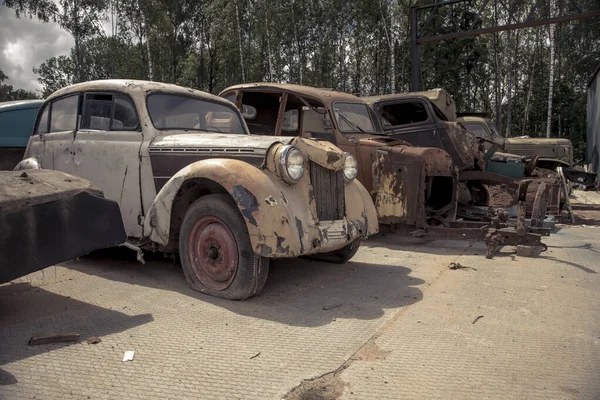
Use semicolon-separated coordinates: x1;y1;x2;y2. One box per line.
361;93;433;105
222;83;365;105
46;79;233;107
0;99;44;113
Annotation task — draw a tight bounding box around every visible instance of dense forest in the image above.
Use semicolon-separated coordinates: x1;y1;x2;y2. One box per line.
3;0;600;162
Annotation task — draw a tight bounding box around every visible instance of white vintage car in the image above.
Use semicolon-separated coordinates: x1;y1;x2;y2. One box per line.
17;80;378;299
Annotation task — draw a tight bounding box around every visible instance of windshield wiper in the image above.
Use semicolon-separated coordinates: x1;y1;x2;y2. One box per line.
338;112;365;133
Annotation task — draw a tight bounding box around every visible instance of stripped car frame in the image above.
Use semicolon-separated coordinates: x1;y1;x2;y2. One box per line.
17;80;378;299
220;84;549;257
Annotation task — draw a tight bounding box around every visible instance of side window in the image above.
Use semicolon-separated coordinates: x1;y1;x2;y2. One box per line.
82;93;113;130
381;102;429;127
224;93;236;104
80;93;139;131
112;96;139;130
36;104;49;135
50;95;78;132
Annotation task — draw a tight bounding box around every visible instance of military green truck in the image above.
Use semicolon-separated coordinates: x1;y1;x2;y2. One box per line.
456;112;573;170
414;88;573;170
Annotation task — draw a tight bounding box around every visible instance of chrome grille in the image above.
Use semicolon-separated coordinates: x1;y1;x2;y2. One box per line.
310;162;345;221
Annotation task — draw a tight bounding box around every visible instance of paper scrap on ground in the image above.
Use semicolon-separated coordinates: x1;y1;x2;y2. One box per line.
122;351;135;362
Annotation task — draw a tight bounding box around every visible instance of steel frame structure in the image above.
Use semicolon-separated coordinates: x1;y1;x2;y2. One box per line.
410;0;600;90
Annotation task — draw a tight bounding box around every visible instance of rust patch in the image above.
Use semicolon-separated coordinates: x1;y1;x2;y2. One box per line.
231;185;259;226
326;151;341;164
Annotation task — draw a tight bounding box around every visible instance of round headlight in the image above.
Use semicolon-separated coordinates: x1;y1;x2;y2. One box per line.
280;146;305;184
343;153;358;181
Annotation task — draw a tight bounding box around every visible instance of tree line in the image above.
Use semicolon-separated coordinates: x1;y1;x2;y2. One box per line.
3;0;600;162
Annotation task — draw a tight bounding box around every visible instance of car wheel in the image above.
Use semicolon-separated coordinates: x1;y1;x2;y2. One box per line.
179;194;269;300
305;239;361;264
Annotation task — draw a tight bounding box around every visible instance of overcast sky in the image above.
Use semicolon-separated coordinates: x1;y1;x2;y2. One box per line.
0;5;74;93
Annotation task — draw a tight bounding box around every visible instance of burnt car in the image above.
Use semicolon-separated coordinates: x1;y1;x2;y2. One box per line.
219;83;459;231
219;84;552;258
16;80;378;299
1;169;126;284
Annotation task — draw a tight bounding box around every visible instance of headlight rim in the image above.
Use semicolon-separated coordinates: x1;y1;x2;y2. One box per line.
343;152;358;182
279;145;305;184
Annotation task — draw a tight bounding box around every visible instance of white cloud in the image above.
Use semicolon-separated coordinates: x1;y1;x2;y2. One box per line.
0;5;74;93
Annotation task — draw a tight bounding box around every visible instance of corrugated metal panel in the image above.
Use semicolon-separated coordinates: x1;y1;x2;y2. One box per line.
588;65;600;177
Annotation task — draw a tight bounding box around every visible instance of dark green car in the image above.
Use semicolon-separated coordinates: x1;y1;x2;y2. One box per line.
0;99;44;170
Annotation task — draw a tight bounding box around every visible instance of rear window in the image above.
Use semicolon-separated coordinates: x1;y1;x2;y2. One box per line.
381;102;429;127
147;93;245;134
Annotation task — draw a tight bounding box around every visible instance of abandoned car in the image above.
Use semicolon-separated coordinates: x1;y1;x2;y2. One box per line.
0;99;44;170
16;80;378;299
219;83;460;231
219;84;552;257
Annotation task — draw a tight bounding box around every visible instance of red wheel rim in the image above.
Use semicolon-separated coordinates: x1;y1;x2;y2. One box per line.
188;216;239;291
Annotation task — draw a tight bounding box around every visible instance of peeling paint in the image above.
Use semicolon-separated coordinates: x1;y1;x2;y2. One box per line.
295;217;305;254
232;185;260;227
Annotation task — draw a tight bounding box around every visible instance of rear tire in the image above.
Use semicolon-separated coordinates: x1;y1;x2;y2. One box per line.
179;194;269;300
305;239;361;264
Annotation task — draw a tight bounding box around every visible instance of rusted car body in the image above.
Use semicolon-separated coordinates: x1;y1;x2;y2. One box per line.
220;84;550;257
17;80;378;299
363;93;562;216
0;169;126;284
220;83;458;230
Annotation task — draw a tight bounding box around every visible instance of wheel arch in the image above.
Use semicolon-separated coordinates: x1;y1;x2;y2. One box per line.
143;158;304;256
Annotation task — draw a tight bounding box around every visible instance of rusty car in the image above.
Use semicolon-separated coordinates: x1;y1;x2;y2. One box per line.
219;83;550;257
16;80;378;299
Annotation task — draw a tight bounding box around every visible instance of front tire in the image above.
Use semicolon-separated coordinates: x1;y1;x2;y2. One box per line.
179;194;269;300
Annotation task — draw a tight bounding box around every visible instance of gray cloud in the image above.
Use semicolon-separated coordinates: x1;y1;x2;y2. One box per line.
0;5;73;93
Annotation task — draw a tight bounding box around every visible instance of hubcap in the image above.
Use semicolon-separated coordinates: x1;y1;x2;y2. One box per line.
188;216;239;291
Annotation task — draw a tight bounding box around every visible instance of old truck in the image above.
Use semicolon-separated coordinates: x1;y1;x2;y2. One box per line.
0;99;44;170
363;92;564;217
456;112;573;170
1;169;126;284
16;80;378;299
220;83;549;258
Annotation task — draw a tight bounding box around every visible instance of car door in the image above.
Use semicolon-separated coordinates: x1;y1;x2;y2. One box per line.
28;95;79;173
72;92;144;238
377;99;443;149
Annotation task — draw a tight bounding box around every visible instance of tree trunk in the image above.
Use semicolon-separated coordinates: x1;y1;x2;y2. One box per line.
264;7;274;81
505;29;512;137
546;23;556;138
234;0;246;82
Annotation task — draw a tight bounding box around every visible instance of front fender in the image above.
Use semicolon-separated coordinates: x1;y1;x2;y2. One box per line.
144;158;376;258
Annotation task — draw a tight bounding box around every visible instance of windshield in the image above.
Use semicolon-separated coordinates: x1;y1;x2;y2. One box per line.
462;122;491;140
332;102;376;133
147;93;246;134
488;122;502;138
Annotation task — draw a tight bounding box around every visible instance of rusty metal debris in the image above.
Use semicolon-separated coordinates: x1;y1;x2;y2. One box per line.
87;337;102;345
448;262;477;271
28;333;80;346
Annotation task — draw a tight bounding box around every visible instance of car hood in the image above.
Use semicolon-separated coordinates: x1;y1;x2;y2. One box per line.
504;137;572;146
149;132;294;154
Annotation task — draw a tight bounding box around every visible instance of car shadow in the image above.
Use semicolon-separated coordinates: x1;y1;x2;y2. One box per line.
68;247;426;327
0;282;153;366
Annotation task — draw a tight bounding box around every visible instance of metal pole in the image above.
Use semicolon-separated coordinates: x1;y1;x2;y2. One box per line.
410;7;420;91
